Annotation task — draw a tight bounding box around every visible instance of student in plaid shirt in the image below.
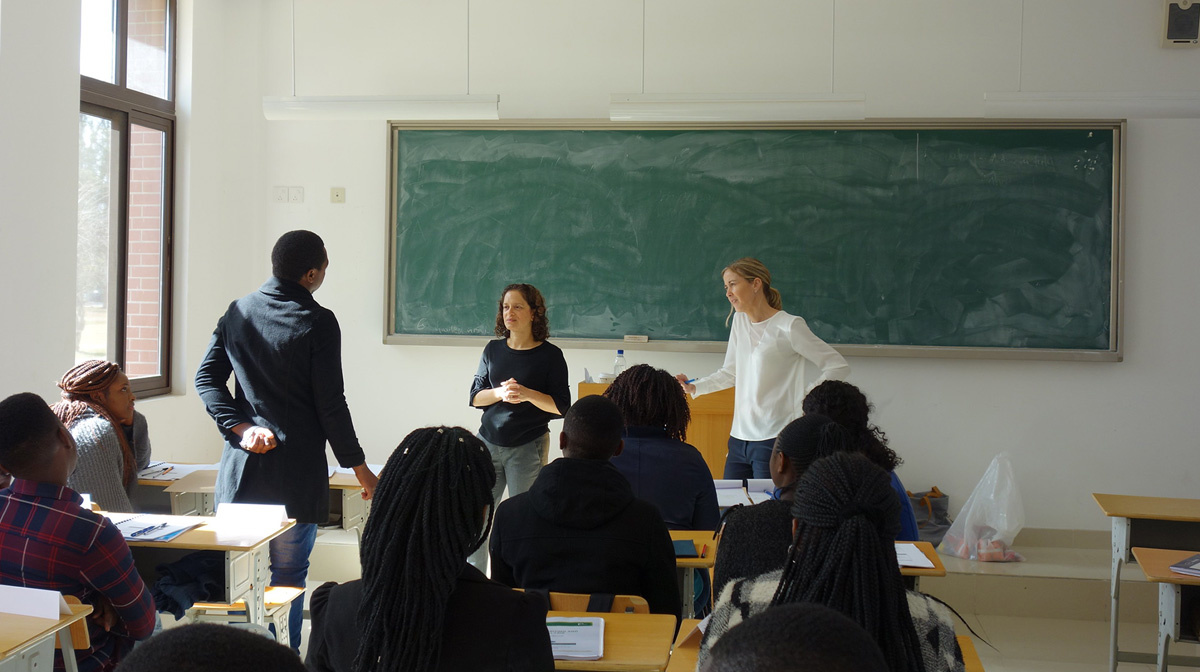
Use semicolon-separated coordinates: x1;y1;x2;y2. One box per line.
0;392;155;671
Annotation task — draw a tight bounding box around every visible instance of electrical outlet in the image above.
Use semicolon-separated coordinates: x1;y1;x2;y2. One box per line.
330;187;346;204
272;186;288;203
288;187;304;203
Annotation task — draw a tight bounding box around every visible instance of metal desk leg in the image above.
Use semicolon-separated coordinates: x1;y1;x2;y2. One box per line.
1158;582;1178;672
1111;516;1131;672
247;546;270;626
682;567;696;620
58;625;78;672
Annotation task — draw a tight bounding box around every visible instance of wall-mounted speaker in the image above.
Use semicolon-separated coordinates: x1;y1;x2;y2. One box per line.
1164;0;1200;47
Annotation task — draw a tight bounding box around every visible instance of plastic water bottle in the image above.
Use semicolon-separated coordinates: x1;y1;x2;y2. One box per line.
613;349;627;376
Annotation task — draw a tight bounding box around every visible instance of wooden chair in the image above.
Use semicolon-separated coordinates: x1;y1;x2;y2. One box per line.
186;585;304;645
56;595;91;651
517;589;649;614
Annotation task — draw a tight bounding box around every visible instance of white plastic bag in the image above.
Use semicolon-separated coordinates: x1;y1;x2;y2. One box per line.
939;452;1025;562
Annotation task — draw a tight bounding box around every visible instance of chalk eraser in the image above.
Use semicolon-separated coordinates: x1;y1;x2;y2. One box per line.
623;335;649;343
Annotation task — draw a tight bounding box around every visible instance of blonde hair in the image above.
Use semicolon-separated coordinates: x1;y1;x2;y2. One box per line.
724;257;782;325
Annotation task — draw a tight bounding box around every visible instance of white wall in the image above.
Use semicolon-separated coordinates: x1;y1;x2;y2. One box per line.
4;0;1199;530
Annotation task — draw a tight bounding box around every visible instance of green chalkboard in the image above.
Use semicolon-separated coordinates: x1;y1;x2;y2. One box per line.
387;122;1121;358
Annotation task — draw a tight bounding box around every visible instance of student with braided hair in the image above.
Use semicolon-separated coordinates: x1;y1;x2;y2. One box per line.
51;359;151;512
700;452;965;672
305;426;554;672
603;364;719;531
803;380;920;542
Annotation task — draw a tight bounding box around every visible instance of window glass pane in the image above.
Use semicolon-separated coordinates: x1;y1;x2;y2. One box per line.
77;113;120;364
125;124;166;378
80;0;117;83
127;0;169;99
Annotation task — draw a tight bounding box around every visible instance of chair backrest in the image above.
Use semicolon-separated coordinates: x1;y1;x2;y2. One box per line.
517;589;650;614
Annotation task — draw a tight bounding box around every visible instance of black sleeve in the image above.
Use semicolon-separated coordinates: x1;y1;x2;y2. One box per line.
304;582;339;672
641;506;683;622
506;589;555;671
194;314;249;442
544;346;571;416
469;344;492;407
489;504;517;587
310;311;365;468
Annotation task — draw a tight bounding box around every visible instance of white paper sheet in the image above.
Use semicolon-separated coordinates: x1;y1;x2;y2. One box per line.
547;616;604;660
895;542;935;568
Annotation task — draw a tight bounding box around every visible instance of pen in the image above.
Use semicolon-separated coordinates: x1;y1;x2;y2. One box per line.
700;544;708;557
159;467;174;476
130;522;168;538
686;378;697;384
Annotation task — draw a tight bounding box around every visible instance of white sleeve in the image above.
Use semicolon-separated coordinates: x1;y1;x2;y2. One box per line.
788;316;850;394
692;318;739;397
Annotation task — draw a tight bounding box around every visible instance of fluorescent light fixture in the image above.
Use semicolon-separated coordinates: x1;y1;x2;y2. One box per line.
610;93;866;122
262;95;500;121
985;92;1200;119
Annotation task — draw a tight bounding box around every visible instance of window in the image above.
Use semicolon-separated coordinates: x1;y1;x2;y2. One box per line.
78;0;175;395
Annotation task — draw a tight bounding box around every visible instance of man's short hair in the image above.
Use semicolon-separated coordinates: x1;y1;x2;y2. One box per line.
271;230;327;282
117;623;306;672
561;395;623;460
0;392;60;474
705;603;888;672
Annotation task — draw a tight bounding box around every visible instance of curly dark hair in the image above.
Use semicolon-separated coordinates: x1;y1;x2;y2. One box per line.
603;364;691;442
493;283;549;342
802;380;901;471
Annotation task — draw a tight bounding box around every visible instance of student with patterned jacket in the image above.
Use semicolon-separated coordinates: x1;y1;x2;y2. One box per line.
700;452;964;672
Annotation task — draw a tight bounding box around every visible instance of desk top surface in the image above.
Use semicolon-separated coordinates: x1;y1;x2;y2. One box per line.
1093;493;1200;522
0;604;92;658
1130;547;1200;585
142;464;365;492
900;541;947;578
669;531;718;569
548;611;675;672
124;517;296;551
665;619;702;672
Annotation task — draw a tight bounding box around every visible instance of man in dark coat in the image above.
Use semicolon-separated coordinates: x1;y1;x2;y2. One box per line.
489;395;681;618
195;230;377;651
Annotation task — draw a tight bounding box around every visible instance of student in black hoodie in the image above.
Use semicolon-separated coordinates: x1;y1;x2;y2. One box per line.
489;395;682;618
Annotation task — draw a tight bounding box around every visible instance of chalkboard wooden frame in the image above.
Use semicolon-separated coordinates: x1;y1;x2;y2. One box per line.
384;120;1124;362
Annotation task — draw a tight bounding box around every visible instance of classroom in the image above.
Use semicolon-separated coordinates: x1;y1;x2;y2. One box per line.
2;0;1200;669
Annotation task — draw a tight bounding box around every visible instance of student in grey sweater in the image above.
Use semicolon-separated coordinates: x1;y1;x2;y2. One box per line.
52;360;151;512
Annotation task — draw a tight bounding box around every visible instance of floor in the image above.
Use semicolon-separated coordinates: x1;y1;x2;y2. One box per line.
959;612;1200;672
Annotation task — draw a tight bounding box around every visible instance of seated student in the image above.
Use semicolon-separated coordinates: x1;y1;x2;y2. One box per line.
701;602;888;672
803;380;920;542
700;452;964;672
603;364;719;531
489;395;681;618
0;392;155;672
51;361;151;512
712;413;852;597
117;623;305;672
306;426;553;672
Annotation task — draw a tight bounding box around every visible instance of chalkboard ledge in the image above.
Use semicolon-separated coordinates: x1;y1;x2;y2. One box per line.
380;334;1121;361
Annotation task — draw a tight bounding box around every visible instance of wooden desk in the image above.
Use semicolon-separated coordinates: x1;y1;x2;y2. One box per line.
578;383;734;479
664;619;701;672
899;540;946;591
123;516;295;627
1094;493;1200;672
138;466;369;535
669;531;718;620
1131;547;1200;672
549;611;676;672
0;602;91;672
958;635;984;672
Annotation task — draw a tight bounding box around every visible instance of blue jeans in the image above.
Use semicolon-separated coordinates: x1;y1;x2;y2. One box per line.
723;437;775;479
268;522;317;653
468;433;550;572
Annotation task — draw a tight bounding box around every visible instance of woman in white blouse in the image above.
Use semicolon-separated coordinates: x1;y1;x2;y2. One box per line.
676;258;849;479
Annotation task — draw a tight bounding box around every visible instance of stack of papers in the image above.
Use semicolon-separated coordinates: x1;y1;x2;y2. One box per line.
547;616;604;660
1170;553;1200;577
714;480;750;508
745;479;776;505
105;513;203;542
895;543;935;569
